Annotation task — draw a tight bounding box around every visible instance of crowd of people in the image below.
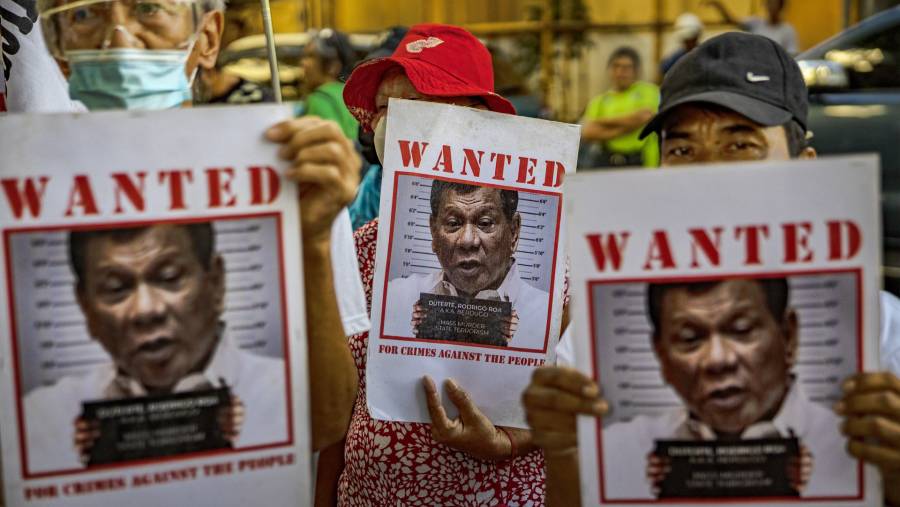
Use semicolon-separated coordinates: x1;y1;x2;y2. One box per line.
2;1;899;506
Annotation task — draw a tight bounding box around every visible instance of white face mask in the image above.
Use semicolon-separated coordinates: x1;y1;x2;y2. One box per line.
373;115;387;165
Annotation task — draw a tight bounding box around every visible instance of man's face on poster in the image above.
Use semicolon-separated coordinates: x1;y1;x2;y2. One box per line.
75;225;224;392
653;280;798;434
430;186;521;296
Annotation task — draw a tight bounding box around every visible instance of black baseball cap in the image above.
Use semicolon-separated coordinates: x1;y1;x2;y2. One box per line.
640;32;807;139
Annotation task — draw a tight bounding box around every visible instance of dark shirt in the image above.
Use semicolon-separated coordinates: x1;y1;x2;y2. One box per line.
660;48;688;77
209;78;275;105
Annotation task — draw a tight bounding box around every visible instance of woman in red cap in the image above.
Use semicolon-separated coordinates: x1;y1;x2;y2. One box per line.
318;23;551;507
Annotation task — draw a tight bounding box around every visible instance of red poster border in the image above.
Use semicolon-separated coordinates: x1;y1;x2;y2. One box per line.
3;212;296;481
378;171;564;355
586;268;866;505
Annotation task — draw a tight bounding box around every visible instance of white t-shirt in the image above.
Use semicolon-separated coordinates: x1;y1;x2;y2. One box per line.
880;291;900;374
331;209;370;336
743;17;799;55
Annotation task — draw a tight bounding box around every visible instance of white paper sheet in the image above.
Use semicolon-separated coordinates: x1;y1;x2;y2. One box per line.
568;156;881;507
0;106;310;507
366;99;580;427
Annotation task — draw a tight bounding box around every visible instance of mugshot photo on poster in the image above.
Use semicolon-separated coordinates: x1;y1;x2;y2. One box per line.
381;174;560;351
7;216;292;477
589;272;862;501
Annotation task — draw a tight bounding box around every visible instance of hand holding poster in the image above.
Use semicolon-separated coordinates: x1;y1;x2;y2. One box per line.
0;106;310;507
367;99;579;427
568;157;881;506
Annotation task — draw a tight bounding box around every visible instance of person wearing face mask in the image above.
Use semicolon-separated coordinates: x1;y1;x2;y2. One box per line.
40;0;204;110
311;24;557;507
347;26;408;231
31;0;365;455
521;32;900;507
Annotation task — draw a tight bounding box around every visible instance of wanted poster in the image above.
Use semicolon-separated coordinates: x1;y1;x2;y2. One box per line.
367;99;579;427
0;106;310;507
568;156;881;506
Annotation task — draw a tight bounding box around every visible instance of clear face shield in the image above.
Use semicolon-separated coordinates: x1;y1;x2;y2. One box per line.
39;0;202;56
38;0;208;110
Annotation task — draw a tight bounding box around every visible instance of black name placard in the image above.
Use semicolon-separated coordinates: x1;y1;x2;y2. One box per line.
655;437;800;498
81;387;232;466
417;293;512;346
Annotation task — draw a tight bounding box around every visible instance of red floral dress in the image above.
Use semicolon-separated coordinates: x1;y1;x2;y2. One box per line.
337;219;547;507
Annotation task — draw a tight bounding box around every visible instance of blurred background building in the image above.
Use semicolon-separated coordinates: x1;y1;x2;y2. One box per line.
219;0;899;120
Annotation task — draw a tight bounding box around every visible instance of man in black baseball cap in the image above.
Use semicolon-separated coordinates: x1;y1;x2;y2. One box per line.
641;30;814;164
523;32;900;507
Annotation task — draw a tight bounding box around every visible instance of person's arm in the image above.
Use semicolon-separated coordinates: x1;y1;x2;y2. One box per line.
522;366;608;507
582;109;654;142
836;372;900;506
266;118;361;451
314;440;346;507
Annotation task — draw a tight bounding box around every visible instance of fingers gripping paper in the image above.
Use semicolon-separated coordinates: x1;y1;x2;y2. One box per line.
367;99;579;427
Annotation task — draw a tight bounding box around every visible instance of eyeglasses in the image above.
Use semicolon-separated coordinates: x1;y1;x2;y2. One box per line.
40;0;201;56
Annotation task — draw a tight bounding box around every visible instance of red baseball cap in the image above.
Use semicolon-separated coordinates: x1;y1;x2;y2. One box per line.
343;23;516;130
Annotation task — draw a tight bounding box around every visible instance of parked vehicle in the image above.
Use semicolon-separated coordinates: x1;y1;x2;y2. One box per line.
797;6;900;295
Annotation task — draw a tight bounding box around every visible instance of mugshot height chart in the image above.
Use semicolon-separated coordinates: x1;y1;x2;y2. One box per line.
568;156;882;507
0;106;310;507
367;99;580;428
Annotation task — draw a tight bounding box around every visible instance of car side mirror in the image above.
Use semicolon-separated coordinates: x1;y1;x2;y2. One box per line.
798;59;850;90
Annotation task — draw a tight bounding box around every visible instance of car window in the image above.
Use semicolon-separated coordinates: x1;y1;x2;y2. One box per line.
825;20;900;90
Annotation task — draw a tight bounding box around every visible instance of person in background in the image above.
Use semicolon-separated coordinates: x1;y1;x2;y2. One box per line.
705;0;798;54
660;13;703;78
580;47;660;169
202;61;275;105
298;28;359;139
491;44;544;119
348;26;408;230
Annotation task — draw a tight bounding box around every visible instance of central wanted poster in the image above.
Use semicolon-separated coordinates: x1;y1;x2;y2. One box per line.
568;157;881;506
0;106;310;507
367;99;578;426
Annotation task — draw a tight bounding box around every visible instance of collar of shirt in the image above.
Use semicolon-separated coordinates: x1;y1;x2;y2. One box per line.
103;327;241;399
430;261;524;302
675;379;807;440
